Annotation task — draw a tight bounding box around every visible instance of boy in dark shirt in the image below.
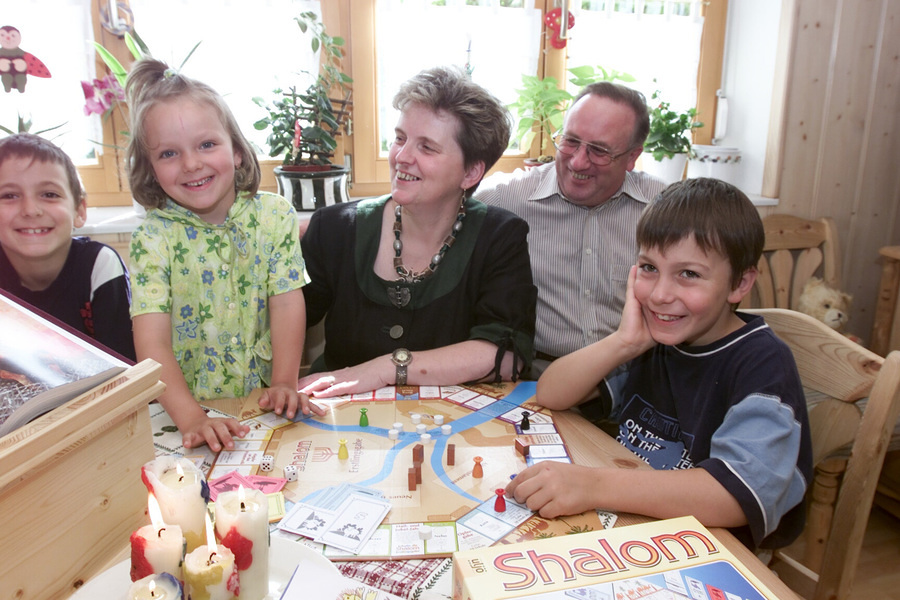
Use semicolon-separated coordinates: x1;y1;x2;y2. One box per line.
507;178;812;550
0;133;135;360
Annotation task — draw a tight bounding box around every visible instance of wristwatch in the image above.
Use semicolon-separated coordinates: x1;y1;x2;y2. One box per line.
391;348;412;386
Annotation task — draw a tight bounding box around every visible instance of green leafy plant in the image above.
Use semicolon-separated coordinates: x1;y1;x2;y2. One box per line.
0;113;65;137
644;89;703;161
508;74;571;159
567;64;635;88
509;65;635;161
253;11;352;167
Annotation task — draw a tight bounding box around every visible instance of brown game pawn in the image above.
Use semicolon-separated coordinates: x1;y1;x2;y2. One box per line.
514;437;530;457
408;467;417;491
413;443;424;464
472;456;484;479
447;443;456;466
414;462;422;484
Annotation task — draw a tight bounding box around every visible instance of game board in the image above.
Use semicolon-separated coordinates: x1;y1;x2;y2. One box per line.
207;381;609;560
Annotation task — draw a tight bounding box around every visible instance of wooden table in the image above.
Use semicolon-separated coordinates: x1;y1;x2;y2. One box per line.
552;409;802;600
190;395;802;600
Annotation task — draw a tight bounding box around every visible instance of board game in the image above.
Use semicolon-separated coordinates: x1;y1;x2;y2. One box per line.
452;516;783;600
205;381;610;560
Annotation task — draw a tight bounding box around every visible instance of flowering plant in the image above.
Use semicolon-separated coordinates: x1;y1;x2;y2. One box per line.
644;90;703;161
81;74;125;117
252;12;351;167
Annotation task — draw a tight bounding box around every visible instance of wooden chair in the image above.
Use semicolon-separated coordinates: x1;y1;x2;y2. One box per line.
742;214;841;310
745;308;900;600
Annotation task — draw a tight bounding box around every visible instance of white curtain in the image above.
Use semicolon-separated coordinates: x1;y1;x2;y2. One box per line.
375;1;543;156
566;4;704;113
129;0;322;156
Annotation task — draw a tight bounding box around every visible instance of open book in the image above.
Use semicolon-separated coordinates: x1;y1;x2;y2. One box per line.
0;291;129;437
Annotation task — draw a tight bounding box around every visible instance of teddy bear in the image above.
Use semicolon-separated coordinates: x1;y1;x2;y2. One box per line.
796;277;863;344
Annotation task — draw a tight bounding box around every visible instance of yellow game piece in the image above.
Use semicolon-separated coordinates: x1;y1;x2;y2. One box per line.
338;438;349;460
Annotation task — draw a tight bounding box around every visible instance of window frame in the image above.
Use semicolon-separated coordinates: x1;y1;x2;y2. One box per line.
333;0;727;199
81;0;726;205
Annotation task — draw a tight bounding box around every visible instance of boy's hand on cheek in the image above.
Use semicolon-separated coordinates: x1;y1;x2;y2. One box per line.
616;265;655;354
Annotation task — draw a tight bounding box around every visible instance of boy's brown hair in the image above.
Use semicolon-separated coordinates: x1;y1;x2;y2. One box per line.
637;177;764;289
0;133;85;207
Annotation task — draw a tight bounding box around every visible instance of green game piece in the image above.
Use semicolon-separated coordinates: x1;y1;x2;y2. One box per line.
359;407;369;427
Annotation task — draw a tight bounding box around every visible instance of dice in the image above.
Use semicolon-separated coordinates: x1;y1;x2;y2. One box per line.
260;454;274;472
283;464;298;482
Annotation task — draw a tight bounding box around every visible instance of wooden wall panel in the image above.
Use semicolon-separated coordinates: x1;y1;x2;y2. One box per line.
774;0;900;345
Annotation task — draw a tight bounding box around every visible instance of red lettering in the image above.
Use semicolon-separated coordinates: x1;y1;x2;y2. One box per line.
526;550;576;584
495;553;537;591
570;548;619;576
619;540;660;567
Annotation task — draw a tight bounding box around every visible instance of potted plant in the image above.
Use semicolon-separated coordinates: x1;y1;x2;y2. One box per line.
509;65;635;167
641;89;703;183
253;11;352;211
508;74;572;166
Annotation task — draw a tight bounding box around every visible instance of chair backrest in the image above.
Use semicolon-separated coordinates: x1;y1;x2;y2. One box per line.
747;308;900;600
742;214;841;310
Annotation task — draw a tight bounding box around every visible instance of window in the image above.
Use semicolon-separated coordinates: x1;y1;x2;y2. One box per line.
2;0;98;164
342;0;725;197
3;0;325;206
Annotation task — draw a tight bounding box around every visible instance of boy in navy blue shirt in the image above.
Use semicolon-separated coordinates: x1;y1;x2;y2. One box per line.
507;178;812;550
0;133;135;360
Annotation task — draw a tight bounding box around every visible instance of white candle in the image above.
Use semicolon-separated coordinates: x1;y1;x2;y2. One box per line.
214;485;269;600
142;456;210;552
127;572;183;599
130;493;185;581
184;513;239;600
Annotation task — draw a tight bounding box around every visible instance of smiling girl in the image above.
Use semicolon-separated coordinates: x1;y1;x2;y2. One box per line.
125;58;324;452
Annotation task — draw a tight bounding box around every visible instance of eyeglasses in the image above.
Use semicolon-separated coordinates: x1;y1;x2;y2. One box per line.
552;134;633;166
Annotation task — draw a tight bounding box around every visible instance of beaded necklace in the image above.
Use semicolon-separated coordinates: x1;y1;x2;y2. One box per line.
392;196;467;285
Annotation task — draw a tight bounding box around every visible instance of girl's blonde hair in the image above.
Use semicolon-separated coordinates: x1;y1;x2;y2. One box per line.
125;58;260;209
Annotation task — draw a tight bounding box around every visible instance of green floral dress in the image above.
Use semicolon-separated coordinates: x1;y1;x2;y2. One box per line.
129;192;309;400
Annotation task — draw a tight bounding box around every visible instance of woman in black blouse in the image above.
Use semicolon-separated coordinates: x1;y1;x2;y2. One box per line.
298;66;536;397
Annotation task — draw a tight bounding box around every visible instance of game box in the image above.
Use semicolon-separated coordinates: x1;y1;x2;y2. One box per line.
0;294;165;600
452;515;781;600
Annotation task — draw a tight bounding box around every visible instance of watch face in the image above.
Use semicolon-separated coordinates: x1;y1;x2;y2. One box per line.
393;349;411;365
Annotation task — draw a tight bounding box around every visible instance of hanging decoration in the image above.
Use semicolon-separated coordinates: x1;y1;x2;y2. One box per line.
0;25;51;94
544;6;575;50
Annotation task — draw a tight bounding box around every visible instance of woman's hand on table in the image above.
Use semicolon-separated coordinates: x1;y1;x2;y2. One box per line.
298;360;392;399
506;462;604;519
258;383;327;420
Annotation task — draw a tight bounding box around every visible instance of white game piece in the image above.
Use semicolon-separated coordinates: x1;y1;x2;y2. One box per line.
388;428;399;440
392;421;404;432
433;415;444;425
441;424;452;435
418;524;433;540
416;423;427;435
420;433;432;444
411;413;422;424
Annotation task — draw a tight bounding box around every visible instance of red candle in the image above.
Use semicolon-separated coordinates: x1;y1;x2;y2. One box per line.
130;493;185;581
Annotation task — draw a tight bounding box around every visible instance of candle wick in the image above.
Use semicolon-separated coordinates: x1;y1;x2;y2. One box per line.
240;501;246;512
178;475;184;482
157;527;166;538
208;551;217;566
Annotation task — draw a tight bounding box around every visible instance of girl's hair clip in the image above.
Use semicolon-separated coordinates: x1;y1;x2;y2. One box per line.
163;68;176;79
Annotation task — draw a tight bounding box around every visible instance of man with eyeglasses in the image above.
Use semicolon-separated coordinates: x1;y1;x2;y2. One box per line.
476;82;667;377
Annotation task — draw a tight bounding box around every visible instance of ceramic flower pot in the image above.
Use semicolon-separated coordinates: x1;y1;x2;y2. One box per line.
640;152;688;185
274;164;351;212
